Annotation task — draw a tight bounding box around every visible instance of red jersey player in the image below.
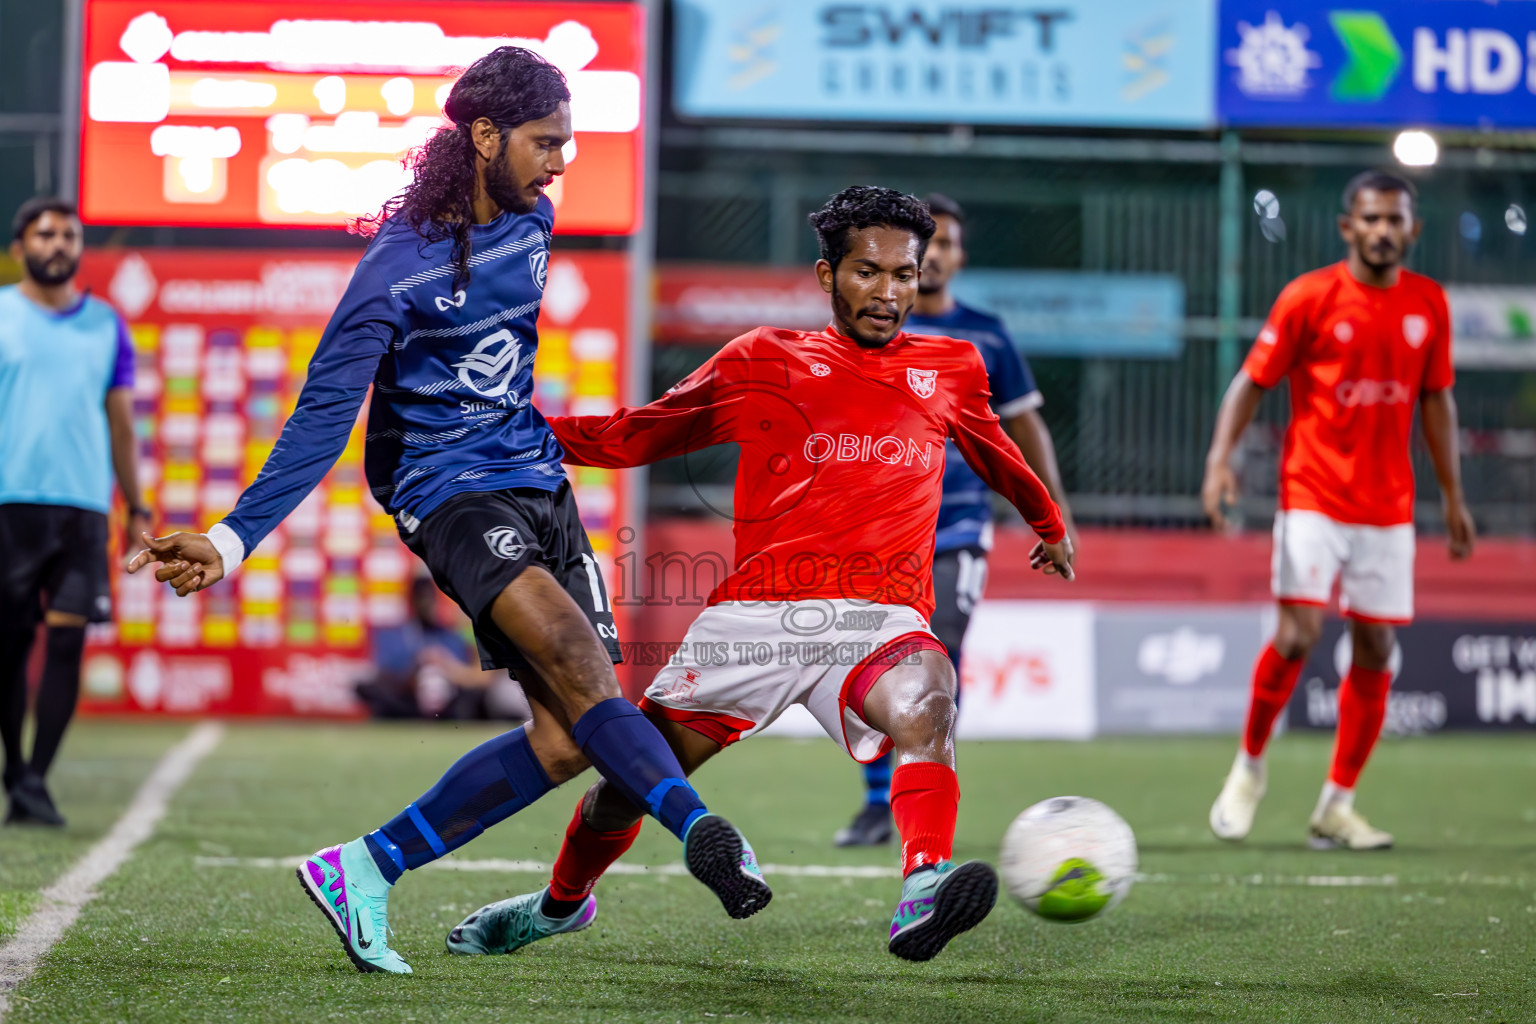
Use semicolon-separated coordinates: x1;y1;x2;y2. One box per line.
1206;170;1474;851
443;187;1073;963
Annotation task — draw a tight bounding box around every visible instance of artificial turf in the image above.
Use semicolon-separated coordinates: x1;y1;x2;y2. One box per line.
1;720;1532;1023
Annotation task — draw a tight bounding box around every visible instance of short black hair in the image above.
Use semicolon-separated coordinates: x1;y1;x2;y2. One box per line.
1342;170;1418;213
11;196;77;241
808;186;936;271
923;192;966;224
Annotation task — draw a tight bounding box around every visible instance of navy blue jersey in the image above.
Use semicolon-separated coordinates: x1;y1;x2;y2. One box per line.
905;301;1041;554
219;198;564;560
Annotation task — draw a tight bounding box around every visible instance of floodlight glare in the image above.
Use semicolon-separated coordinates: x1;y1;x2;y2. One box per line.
1393;130;1438;167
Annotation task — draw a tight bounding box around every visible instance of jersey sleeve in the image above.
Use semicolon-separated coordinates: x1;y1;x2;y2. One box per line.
218;261;397;561
1423;283;1455;392
1243;279;1312;388
550;331;759;467
108;314;135;392
985;325;1043;419
947;346;1064;543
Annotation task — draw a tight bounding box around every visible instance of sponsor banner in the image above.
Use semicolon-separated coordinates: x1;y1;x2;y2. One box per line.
1219;1;1536;129
76;247;630;717
673;0;1216;128
81;0;645;232
1446;286;1536;369
956;601;1097;738
950;271;1185;357
654;264;827;343
1094;605;1267;734
1288;620;1536;733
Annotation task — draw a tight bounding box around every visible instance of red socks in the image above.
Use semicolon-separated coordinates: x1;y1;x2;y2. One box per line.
1329;666;1392;789
1242;643;1306;757
548;800;642;902
890;761;959;876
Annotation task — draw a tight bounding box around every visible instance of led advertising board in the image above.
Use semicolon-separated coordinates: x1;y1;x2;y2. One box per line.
80;0;645;232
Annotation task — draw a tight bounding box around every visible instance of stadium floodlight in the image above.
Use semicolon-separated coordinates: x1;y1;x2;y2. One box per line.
1393;130;1439;167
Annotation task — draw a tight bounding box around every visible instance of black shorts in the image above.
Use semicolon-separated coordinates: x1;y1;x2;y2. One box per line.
399;483;621;672
0;503;113;627
931;545;989;675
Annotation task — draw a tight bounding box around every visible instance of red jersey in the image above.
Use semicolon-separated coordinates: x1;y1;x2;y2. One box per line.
551;325;1064;621
1244;262;1454;527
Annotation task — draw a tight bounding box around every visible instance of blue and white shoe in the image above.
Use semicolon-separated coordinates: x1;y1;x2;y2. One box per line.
887;860;998;962
296;839;412;974
446;889;597;955
683;814;772;919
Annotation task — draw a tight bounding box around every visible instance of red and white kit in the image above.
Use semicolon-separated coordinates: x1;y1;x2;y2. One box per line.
1246;262;1454;623
551;325;1064;757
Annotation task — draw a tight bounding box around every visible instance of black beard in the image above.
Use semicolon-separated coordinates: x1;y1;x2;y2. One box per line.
482;146;536;215
916;278;943;295
25;252;77;286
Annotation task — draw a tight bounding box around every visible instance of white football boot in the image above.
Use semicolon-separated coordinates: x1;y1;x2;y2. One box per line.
1308;798;1393;850
1209;752;1266;842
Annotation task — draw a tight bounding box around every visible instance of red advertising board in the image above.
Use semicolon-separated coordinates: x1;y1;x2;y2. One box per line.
80;0;644;233
654;264;828;343
75;246;630;715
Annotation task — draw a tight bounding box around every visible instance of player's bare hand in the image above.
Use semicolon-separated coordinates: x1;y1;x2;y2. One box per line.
1444;496;1476;561
1202;460;1239;530
1030;535;1075;581
127;532;225;596
124;510;153;563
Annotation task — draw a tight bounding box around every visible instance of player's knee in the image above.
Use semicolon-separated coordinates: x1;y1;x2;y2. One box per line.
1352;623;1395;671
1275;613;1322;658
887;684;957;749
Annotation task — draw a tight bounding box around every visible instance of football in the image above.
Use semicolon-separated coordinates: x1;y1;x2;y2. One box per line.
999;796;1138;923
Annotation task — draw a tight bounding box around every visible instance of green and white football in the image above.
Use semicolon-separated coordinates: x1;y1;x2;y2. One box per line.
999;796;1137;923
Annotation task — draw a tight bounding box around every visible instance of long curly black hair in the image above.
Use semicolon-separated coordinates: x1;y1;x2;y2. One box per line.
354;46;570;285
807;186;936;270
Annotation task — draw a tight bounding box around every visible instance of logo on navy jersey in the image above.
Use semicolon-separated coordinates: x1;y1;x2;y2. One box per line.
907;367;937;398
1402;314;1428;348
483;526;527;561
453;329;524;398
529;249;549;292
434;289;467;312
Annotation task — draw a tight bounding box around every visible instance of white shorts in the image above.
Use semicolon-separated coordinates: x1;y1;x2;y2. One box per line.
1272;509;1415;623
641;600;946;762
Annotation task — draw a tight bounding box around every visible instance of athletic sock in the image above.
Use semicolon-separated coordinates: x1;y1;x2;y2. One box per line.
863;752;893;807
29;626;84;778
1328;665;1393;789
1242;643;1306;757
363;726;552;884
1314;779;1354;819
890;761;959;877
571;698;706;840
0;628;35;792
543;799;642;917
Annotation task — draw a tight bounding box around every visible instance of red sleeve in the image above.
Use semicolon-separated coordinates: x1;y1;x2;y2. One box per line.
1243;278;1312;388
947;346;1065;544
1423;283;1455;392
549;331;757;468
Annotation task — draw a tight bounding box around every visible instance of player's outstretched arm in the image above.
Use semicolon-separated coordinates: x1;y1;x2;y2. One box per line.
1421;387;1475;560
1202;372;1265;530
947;354;1072;580
550;332;755;467
127;532;223;596
128;264;396;593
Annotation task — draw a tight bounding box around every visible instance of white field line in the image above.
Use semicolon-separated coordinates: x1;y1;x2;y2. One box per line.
0;722;224;1020
192;857;1528;889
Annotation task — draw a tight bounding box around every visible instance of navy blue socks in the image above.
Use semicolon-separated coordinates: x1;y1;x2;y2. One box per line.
572;698;707;839
364;726;552;883
863;751;893;808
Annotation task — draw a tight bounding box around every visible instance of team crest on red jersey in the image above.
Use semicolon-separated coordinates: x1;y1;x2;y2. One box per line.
906;367;937;398
1402;314;1429;348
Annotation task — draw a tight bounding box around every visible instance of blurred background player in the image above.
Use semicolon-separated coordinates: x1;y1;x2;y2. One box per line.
128;47;766;974
355;575;532;722
446;187;1074;964
833;192;1076;847
0;196;149;826
1204;170;1475;851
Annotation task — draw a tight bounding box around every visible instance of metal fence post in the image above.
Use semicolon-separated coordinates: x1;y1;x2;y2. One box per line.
1216;131;1243;399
